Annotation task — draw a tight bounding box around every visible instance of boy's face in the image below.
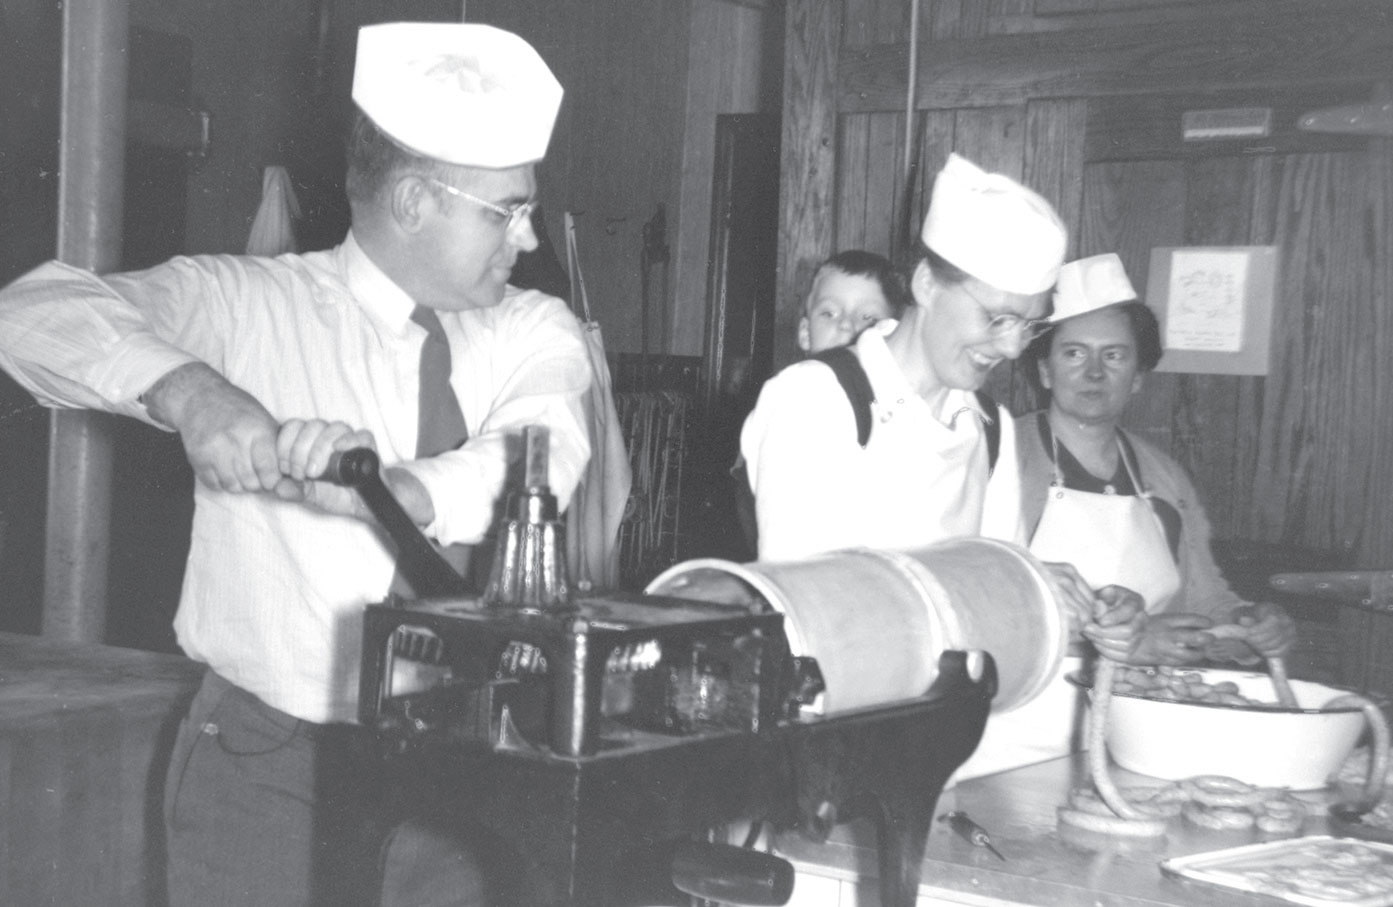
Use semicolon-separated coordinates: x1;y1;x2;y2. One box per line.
798;269;894;353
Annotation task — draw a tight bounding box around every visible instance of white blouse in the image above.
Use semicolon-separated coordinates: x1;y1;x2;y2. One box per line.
740;322;1025;562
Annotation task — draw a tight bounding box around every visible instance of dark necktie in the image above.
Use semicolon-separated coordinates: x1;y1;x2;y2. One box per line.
411;306;468;458
393;306;470;597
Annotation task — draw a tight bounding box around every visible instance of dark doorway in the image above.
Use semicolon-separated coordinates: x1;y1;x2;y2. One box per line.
684;113;780;563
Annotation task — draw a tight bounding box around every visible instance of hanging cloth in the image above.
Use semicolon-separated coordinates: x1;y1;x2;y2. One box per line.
563;212;632;591
245;165;301;256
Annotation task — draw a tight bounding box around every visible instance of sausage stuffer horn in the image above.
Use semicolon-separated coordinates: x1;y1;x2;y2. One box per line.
481;424;574;612
325;425;572;611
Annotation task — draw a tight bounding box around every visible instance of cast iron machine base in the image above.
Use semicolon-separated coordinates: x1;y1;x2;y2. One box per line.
360;595;994;907
337;443;995;904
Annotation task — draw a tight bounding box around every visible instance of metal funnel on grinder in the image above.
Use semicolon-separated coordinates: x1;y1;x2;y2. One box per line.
483;425;574;611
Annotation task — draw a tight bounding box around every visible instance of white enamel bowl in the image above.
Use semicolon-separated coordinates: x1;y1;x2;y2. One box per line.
1084;668;1369;790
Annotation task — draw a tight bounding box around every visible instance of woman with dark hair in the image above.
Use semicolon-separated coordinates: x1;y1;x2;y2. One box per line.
1020;253;1293;655
952;254;1297;780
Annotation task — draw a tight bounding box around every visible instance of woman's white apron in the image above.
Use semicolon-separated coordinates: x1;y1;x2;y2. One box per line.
951;432;1181;784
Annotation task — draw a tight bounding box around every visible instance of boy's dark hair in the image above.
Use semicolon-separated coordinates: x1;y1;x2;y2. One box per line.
1024;300;1164;373
811;250;910;319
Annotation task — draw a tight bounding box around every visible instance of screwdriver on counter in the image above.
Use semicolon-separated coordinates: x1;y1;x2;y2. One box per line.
938;811;1006;861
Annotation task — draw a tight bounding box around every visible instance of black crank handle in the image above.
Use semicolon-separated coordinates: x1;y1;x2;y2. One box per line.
324;448;470;600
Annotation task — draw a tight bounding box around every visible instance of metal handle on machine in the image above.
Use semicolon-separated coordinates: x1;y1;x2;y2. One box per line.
670;841;794;906
325;448;471;600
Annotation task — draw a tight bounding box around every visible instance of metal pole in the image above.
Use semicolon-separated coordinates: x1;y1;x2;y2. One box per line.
44;0;129;642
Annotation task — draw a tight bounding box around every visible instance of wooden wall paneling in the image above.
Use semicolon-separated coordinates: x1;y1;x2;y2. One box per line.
1328;145;1393;693
776;0;841;369
1247;150;1393;566
949;106;1027;178
1364;141;1393;565
840;3;1393;113
927;0;969;41
836;113;872;251
989;0;1037;34
1253;154;1349;552
1172;156;1268;538
948;0;991;39
1250;155;1316;543
1220;154;1280;543
1033;0;1096;15
1313;155;1376;555
842;0;879;48
903;110;959;255
1081;160;1186;453
1345;140;1393;697
871;0;908;44
837;0;916;48
949;105;1031;408
1023;97;1087;257
863;111;906;256
992;97;1088;415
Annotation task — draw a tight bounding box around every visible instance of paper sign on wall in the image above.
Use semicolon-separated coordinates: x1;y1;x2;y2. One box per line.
1146;246;1277;375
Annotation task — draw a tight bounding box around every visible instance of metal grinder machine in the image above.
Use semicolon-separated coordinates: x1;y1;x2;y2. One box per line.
337;428;1057;906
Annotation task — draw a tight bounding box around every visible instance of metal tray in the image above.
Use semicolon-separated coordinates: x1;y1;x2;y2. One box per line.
1164;835;1393;907
1161;836;1393;906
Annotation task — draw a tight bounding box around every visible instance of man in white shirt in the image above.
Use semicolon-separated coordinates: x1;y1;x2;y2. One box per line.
0;22;588;906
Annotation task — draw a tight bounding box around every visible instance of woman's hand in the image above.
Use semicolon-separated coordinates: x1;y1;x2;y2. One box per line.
1081;585;1146;662
1121;613;1218;666
1212;602;1297;661
1041;561;1099;634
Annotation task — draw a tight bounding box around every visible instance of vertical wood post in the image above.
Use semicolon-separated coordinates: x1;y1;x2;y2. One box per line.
775;0;840;370
44;0;129;642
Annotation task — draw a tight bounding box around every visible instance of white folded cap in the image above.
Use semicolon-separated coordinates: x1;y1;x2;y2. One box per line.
920;153;1067;295
353;22;562;169
1050;253;1139;322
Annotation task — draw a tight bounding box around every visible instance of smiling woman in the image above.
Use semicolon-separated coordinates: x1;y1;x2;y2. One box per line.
739;153;1069;564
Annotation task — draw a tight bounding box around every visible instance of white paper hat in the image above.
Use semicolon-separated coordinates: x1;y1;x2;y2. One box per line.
920;153;1067;295
1050;253;1139;322
353;23;562;169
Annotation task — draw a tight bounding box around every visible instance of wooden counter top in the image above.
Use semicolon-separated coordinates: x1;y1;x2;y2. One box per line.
0;630;202;723
0;631;202;906
775;753;1345;906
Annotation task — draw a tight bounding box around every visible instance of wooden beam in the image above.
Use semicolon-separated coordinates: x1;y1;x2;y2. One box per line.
840;1;1393;113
